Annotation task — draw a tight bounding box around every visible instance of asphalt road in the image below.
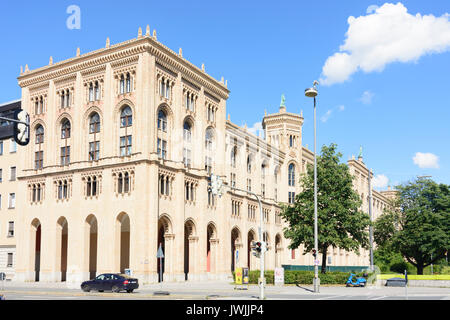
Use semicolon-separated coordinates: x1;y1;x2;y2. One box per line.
1;283;449;300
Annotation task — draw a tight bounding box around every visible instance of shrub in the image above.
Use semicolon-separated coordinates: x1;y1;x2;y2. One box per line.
234;270;353;285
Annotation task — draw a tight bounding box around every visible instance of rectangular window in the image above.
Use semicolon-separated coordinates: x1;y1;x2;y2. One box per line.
7;252;13;267
231;173;236;188
10;167;16;181
205;156;212;175
8;221;14;237
10;139;17;153
0;194;2;209
0;141;3;155
288;191;295;204
8;193;15;209
35;151;43;170
247;179;252;192
89;141;100;161
183;148;191;167
157;138;167;160
120;135;132;156
0;169;2;182
291;249;296;260
61;146;70;166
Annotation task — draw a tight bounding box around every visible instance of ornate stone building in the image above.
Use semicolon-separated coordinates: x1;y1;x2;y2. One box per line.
2;27;394;283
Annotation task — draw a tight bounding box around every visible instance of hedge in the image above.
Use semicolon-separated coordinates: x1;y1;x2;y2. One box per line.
233;270;358;285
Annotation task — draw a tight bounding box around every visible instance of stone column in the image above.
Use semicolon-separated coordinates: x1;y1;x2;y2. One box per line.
188;236;199;280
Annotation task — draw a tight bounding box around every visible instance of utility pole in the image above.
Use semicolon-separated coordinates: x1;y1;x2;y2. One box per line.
368;169;374;272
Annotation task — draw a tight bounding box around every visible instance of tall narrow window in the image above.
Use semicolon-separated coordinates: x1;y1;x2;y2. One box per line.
86;177;92;196
8;193;15;208
10;167;16;181
120;75;125;94
205;128;214;151
288;163;295;187
8;222;14;237
118;173;123;194
124;172;130;193
231;146;237;168
94;81;100;100
92;176;97;196
89;83;94;102
126;73;131;93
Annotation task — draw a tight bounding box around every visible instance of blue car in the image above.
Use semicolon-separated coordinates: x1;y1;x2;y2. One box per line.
346;273;367;287
81;273;139;293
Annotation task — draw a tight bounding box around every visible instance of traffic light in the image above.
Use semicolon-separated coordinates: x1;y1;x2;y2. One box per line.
14;109;30;146
251;241;262;258
312;249;317;258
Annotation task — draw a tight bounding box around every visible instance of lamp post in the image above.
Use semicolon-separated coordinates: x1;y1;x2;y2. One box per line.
305;80;319;293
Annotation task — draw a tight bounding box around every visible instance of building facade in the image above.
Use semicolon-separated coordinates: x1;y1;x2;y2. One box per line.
0;100;20;279
3;28;394;283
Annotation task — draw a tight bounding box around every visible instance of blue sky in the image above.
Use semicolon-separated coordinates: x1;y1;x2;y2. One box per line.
1;0;449;188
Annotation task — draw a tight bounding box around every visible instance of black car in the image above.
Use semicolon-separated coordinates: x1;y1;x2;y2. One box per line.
81;274;139;293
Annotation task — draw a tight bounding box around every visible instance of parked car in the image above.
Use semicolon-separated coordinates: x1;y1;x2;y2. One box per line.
81;274;139;293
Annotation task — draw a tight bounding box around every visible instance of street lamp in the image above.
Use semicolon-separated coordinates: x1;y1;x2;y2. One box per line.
305;80;320;293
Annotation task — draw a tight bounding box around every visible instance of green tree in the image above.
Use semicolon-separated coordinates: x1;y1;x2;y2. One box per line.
389;178;450;275
280;143;370;273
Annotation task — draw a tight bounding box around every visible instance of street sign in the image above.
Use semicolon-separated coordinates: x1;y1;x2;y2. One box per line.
314;260;320;266
275;268;284;286
157;244;164;258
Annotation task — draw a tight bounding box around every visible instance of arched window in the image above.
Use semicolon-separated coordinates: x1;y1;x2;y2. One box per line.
89;113;100;133
61;119;71;139
183;121;192;142
247;155;252;173
158;110;167;132
120;106;132;128
35;125;44;144
288;163;295;187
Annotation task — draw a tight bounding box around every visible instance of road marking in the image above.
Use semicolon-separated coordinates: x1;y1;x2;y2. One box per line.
370;296;387;300
316;295;342;300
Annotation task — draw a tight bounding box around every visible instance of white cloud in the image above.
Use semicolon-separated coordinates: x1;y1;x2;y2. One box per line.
321;109;333;123
360;90;374;104
320;105;345;123
320;3;450;85
413;152;440;169
248;122;263;137
372;174;389;189
366;5;379;14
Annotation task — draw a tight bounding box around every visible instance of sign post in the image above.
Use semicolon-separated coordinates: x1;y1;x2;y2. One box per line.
274;268;284;286
154;243;169;296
